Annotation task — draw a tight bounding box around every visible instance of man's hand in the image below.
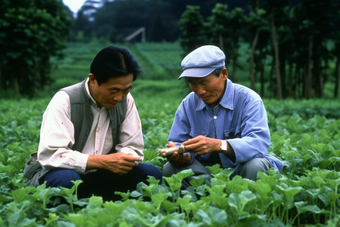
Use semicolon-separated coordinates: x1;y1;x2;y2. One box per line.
182;136;236;162
87;153;142;174
182;135;220;155
162;141;191;166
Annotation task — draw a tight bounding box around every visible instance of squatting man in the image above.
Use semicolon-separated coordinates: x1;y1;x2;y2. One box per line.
24;46;162;201
161;45;283;187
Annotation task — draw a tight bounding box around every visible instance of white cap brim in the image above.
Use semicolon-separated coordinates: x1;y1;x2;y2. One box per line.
178;68;215;80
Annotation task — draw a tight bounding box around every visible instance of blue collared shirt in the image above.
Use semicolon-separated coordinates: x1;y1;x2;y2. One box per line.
168;79;283;173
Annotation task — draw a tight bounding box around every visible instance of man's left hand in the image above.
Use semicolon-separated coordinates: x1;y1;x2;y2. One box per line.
182;136;220;155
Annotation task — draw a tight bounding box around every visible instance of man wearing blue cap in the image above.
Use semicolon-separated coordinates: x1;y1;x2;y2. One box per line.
24;46;162;201
162;45;282;187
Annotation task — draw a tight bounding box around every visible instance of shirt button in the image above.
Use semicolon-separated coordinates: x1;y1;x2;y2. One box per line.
60;155;62;158
95;150;98;154
96;129;99;133
214;116;217;119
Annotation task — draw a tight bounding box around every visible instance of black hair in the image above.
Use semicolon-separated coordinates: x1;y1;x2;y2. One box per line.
90;46;143;85
212;68;222;77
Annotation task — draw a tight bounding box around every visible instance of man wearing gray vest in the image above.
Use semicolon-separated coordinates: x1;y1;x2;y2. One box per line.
24;46;162;201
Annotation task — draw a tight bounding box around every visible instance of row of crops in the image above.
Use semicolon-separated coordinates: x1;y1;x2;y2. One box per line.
1;42;340;226
132;42;183;80
1;97;340;226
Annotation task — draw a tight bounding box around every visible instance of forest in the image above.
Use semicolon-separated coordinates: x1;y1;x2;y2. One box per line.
1;0;339;100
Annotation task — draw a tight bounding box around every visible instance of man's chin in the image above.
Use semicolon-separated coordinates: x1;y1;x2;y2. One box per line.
200;97;210;103
105;103;118;109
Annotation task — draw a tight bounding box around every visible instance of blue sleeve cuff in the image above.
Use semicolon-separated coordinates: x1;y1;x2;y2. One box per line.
188;152;196;165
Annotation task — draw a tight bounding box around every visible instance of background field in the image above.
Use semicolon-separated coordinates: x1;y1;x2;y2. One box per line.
1;42;340;226
42;41;340;100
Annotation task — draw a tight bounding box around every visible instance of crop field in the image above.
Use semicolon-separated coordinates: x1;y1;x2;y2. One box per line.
1;42;340;226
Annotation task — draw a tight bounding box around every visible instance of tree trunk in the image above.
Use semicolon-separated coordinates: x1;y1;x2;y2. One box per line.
305;37;313;99
219;34;224;53
250;28;259;92
313;45;323;98
271;16;282;100
279;45;286;98
14;77;20;94
230;42;237;79
269;54;275;98
288;61;293;97
334;55;340;98
293;64;299;98
0;62;3;89
260;50;266;98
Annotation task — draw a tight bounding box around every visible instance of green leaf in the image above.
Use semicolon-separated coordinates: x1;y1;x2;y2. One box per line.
296;203;323;214
206;164;222;175
115;190;131;201
252;182;271;198
88;196;103;207
208;206;228;225
103;201;129;219
239;190;257;209
12;188;28;203
151;193;168;208
66;214;87;226
161;200;177;213
174;169;194;181
189;175;205;188
210;191;229;210
196;209;212;225
229;193;242;213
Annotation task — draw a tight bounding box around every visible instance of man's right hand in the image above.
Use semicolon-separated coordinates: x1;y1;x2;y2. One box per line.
162;141;191;166
87;153;142;174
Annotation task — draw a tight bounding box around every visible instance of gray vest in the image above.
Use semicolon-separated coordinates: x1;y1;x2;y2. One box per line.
23;79;127;186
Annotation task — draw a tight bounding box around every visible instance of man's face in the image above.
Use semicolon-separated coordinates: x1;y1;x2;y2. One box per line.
88;73;133;109
187;69;227;107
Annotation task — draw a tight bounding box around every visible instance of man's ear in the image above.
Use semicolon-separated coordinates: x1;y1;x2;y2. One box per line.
88;73;96;86
88;73;94;81
221;68;228;79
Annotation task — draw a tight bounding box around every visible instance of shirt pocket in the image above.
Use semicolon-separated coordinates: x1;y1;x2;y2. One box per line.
103;130;114;154
224;126;242;139
189;129;209;138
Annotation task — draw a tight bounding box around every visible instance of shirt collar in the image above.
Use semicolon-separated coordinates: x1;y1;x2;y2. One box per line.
85;78;99;108
196;78;234;111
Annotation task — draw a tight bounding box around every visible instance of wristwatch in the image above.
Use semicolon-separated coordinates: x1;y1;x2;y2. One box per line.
220;140;227;151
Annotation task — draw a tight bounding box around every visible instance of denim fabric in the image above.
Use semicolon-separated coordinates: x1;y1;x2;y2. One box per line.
44;163;162;201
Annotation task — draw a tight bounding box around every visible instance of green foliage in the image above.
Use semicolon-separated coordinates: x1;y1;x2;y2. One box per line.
208;4;246;78
175;1;340;99
178;5;207;55
1;42;340;226
1;95;340;226
132;42;183;80
0;0;71;96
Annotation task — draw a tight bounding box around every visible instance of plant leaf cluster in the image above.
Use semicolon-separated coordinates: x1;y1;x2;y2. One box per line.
1;97;340;226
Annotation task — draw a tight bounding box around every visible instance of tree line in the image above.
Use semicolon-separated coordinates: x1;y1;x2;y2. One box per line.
0;0;71;97
177;0;340;99
1;0;339;99
70;0;249;43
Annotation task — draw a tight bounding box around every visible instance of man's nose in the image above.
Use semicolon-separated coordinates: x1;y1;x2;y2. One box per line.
113;92;123;102
196;85;206;95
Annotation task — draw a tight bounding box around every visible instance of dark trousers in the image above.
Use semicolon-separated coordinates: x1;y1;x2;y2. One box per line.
44;163;162;201
163;158;271;188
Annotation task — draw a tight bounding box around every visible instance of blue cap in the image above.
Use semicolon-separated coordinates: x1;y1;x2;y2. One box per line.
178;45;225;80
